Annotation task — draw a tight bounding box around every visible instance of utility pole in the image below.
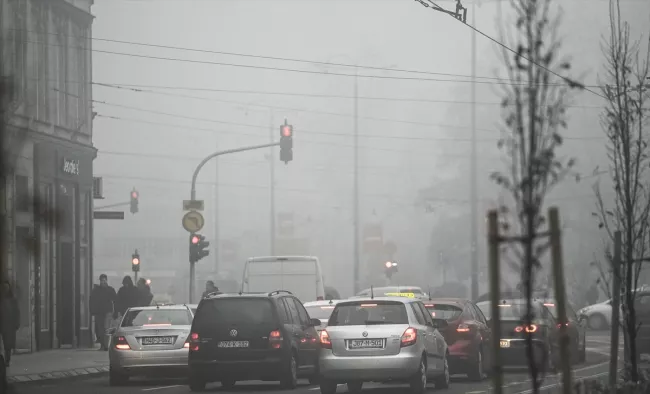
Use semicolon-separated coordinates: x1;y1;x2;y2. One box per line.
270;109;276;255
213;142;219;274
353;66;360;294
470;1;479;301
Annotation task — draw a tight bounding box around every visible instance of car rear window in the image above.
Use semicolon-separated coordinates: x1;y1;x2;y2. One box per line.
423;303;462;320
305;305;336;320
476;301;541;320
328;301;408;326
194;298;275;331
121;309;192;327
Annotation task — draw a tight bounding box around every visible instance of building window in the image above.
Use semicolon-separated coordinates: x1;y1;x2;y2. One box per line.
39;183;52;330
15;175;30;212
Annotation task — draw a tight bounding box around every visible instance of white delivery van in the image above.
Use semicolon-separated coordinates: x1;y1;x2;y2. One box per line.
241;256;325;302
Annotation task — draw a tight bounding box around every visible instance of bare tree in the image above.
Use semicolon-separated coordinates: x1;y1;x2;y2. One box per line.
593;0;650;382
491;1;582;392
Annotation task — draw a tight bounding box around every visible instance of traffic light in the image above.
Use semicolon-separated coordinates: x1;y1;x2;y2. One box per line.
189;233;210;263
279;124;293;164
384;261;398;279
130;188;139;214
132;250;140;272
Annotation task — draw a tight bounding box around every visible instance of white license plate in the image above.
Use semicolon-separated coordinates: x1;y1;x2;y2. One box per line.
218;341;249;348
349;339;384;349
142;336;174;345
500;340;510;348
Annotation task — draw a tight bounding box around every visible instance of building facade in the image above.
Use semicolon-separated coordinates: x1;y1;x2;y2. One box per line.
1;0;95;352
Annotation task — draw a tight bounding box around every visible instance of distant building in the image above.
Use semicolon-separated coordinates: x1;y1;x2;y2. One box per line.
1;0;96;352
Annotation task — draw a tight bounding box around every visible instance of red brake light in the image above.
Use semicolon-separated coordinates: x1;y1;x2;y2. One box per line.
401;327;417;347
457;324;471;333
320;330;332;349
115;336;131;350
557;322;569;329
515;325;538;333
189;332;200;351
269;330;283;349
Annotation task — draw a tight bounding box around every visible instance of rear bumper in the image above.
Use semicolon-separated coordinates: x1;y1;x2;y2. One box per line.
447;339;479;372
319;348;420;381
189;356;284;382
109;348;188;375
498;338;549;366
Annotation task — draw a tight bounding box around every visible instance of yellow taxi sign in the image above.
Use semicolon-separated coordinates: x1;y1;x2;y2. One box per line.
384;292;416;298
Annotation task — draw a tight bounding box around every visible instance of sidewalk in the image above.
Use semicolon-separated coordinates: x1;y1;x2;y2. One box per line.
7;346;109;384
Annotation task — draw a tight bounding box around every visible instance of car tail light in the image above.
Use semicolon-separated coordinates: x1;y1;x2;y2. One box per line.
401;327;417;347
269;330;283;349
189;332;200;352
515;325;538;333
115;336;130;350
557;322;569;329
320;330;332;349
457;324;471;333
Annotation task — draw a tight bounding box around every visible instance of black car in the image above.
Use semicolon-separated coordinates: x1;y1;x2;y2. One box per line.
187;290;321;391
539;299;587;364
476;299;559;371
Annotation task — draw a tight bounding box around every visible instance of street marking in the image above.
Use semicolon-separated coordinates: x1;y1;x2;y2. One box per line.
513;371;608;394
142;385;183;391
498;361;610;388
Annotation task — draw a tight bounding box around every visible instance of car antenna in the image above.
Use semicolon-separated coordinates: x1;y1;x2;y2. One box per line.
371;285;374;300
329;299;333;305
428;286;432;301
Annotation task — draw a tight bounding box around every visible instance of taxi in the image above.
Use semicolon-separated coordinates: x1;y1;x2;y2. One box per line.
355;286;425;299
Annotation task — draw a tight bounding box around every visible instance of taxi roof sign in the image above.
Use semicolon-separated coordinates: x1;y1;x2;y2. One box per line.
384;292;416;298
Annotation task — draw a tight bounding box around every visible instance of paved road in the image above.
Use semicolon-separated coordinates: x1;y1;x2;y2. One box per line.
12;334;619;394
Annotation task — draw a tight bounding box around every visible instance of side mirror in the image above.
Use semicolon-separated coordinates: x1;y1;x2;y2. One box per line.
310;318;322;327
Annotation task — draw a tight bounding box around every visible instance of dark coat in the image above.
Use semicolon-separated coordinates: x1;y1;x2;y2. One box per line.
1;296;20;349
138;285;154;306
90;285;117;316
116;284;140;315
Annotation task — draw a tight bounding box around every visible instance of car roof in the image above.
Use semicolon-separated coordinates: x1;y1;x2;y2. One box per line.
337;297;418;305
425;298;468;305
247;255;319;262
203;290;294;300
303;300;342;306
127;305;191;311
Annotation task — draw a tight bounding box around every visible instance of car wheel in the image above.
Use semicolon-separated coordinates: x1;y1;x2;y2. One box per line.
588;314;608;330
280;352;298;389
320;379;337;394
433;354;450;389
409;357;427;394
221;379;236;389
109;370;129;386
468;349;484;381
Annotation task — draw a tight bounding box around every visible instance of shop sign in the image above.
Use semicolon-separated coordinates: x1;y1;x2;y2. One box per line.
62;157;80;176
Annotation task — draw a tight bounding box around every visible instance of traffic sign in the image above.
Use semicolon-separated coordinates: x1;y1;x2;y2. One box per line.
183;200;204;211
94;211;125;220
182;211;205;232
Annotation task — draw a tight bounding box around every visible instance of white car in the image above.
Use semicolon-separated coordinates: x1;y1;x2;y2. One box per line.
303;299;340;332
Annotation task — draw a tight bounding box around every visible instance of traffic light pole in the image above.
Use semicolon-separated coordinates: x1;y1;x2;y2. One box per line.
189;141;281;303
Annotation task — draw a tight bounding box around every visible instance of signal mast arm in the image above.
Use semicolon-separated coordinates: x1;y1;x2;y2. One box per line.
414;0;467;23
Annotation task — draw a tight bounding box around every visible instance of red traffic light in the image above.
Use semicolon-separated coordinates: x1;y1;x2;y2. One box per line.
191;235;200;244
282;126;292;137
132;258;140;265
131;191;139;199
385;261;392;268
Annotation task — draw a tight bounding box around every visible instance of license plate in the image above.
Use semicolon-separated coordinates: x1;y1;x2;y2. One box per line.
500;340;510;348
142;336;174;345
349;339;384;349
218;341;249;348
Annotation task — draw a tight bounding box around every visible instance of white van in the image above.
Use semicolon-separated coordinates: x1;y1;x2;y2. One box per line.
241;256;325;302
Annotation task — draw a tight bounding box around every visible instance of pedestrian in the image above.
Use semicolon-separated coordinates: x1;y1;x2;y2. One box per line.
202;280;221;298
136;278;154;306
1;281;20;366
90;274;116;351
115;276;140;318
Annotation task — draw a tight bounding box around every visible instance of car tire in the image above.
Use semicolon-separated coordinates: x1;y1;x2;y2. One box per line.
433;354;450;390
280;352;298;389
467;349;484;381
221;379;236;389
347;381;363;393
109;370;129;386
409;357;427;394
588;314;608;330
320;379;337;394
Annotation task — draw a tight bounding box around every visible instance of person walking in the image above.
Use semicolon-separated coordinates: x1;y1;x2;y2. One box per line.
1;281;20;366
136;278;154;306
90;274;116;351
115;276;140;318
202;280;221;298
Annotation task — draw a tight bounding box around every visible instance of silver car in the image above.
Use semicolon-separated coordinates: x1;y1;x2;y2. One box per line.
108;305;194;385
319;297;450;394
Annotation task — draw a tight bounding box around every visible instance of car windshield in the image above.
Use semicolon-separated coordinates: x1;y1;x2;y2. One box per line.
328;301;408;326
121;309;192;327
194;298;275;332
423;303;462;320
305;305;336;320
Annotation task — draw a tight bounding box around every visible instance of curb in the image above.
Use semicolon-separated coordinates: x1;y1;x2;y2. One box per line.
7;366;109;384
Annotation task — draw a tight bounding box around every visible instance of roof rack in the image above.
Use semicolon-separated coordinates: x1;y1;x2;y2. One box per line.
268;290;293;296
